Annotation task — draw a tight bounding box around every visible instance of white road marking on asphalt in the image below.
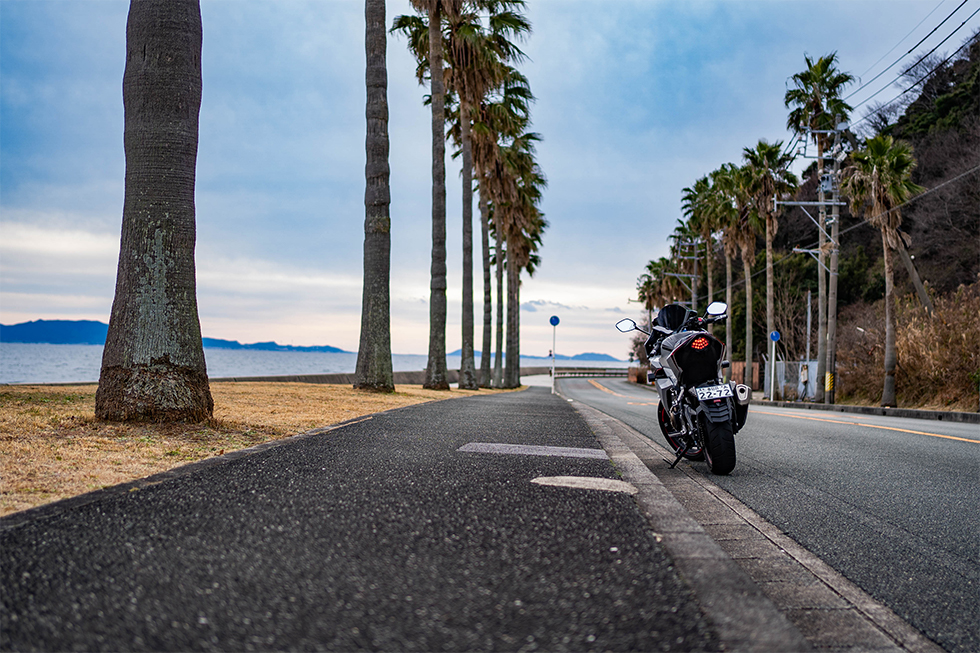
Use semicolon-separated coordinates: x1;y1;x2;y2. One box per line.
531;476;639;494
458;442;609;459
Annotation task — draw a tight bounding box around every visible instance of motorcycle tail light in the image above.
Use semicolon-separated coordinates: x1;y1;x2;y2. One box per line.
691;337;709;350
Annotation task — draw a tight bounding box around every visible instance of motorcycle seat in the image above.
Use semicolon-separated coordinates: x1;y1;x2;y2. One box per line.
660;332;688;356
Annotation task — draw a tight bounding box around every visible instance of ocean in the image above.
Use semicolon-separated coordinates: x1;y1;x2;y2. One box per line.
0;343;625;385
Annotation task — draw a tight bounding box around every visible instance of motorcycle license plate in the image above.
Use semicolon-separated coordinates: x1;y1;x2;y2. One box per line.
696;384;733;400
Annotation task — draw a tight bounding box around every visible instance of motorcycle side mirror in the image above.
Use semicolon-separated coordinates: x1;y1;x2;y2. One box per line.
706;301;728;316
615;318;637;333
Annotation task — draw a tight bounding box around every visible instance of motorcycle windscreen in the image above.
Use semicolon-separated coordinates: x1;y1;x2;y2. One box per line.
670;335;725;386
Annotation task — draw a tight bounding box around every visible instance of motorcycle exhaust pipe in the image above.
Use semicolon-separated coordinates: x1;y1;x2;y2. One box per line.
734;384;751;405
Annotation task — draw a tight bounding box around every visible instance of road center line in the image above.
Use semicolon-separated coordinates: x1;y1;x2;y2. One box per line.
588;379;632;398
754;409;978;444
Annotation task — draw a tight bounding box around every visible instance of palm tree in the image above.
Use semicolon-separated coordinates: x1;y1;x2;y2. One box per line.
495;130;546;388
682;175;716;308
96;0;212;422
743;139;798;371
470;68;532;386
354;0;395;392
785;52;854;401
709;164;740;375
393;1;455;390
715;163;758;386
444;2;529;389
841;135;923;406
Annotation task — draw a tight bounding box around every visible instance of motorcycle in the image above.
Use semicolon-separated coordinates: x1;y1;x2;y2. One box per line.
616;301;750;475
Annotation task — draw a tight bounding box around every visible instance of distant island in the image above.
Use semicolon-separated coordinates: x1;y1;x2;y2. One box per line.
2;319;621;361
0;319;351;354
447;349;622;362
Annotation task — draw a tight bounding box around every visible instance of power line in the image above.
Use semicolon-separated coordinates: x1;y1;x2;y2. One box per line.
851;34;975;128
697;163;980;301
850;5;980;114
854;0;951;81
845;0;971;101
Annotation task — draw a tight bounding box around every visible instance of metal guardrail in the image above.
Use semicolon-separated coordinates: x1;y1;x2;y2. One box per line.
553;367;629;378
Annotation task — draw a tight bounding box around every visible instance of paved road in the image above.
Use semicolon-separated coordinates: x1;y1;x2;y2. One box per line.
558;377;980;653
3;388;724;652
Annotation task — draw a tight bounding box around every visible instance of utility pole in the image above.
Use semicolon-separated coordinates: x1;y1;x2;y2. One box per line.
668;238;700;311
777;123;847;405
825;118;846;404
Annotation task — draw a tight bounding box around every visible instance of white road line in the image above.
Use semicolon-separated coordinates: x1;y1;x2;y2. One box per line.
531;476;638;494
457;442;609;459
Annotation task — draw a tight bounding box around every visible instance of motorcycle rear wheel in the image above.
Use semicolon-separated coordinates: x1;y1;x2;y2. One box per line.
658;404;705;461
700;414;736;475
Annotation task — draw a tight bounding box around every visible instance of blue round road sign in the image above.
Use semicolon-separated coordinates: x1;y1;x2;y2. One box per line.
770;330;780;342
550;315;560;326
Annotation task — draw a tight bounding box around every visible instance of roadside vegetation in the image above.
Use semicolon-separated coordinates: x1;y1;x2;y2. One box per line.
633;30;979;410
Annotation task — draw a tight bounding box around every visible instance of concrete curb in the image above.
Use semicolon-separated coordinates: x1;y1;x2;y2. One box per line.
627;380;978;423
749;399;979;423
571;400;812;652
569;396;943;653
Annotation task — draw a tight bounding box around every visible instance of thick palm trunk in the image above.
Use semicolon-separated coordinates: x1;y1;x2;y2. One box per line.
96;0;212;422
742;251;754;388
479;183;492;387
424;0;449;390
355;0;393;392
493;230;504;388
881;234;898;406
458;103;478;389
505;238;520;388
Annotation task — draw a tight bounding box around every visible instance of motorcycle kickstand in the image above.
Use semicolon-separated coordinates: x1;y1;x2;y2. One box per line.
668;444;689;469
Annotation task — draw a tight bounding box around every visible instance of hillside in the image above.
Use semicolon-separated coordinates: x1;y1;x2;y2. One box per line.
0;320;350;353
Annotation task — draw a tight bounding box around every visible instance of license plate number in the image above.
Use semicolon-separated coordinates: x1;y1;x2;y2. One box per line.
696;384;733;400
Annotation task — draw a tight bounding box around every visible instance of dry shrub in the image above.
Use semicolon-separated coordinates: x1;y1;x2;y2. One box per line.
838;283;980;410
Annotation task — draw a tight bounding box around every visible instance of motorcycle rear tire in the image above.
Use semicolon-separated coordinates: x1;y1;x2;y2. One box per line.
658;404;705;461
700;414;736;475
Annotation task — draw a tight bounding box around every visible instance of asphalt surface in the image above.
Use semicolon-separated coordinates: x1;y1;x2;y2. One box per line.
558;377;979;653
3;388;725;652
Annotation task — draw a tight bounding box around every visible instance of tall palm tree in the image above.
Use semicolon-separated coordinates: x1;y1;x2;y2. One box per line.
710;164;741;376
682;175;716;308
96;0;212;422
444;2;529;389
715;163;758;386
743;139;798;371
841;135;923;407
393;0;456;390
470;68;532;386
355;0;394;392
495;130;545;388
784;52;854;401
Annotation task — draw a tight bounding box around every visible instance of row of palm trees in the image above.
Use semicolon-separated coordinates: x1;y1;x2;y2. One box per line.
357;0;545;393
637;53;923;407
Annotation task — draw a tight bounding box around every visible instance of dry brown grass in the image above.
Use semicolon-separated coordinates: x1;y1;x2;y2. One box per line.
837;283;980;410
0;382;517;516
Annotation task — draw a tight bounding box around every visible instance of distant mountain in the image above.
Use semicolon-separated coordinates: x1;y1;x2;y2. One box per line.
447;348;622;362
0;320;108;345
0;319;351;353
201;337;349;354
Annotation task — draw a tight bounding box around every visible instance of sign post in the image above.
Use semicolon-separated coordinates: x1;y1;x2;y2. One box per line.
550;315;560;394
769;330;780;401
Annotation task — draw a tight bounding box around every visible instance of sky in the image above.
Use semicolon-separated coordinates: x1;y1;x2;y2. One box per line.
2;0;978;360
